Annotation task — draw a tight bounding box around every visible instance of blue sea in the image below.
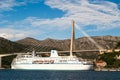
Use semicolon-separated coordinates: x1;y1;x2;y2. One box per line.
0;70;120;80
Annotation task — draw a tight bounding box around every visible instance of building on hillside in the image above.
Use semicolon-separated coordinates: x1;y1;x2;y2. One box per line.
116;55;120;59
96;61;107;68
114;49;120;52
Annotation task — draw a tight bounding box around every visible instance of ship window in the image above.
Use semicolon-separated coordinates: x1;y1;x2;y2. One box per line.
60;60;67;62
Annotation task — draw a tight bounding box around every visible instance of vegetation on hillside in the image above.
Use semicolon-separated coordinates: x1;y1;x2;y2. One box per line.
0;37;26;54
0;37;120;68
98;52;120;68
115;41;120;49
2;55;17;68
98;41;120;68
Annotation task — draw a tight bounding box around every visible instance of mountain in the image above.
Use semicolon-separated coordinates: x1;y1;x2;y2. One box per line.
0;37;26;54
1;36;120;68
75;35;120;50
1;35;120;54
17;37;70;52
16;37;41;46
16;36;120;52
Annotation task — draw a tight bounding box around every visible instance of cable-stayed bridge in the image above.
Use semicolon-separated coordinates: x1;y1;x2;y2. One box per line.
0;20;119;68
0;49;112;68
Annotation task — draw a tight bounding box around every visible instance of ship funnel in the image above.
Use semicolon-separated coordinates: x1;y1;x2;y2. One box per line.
50;50;58;57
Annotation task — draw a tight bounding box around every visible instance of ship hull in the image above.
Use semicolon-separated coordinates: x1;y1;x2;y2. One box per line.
11;64;93;70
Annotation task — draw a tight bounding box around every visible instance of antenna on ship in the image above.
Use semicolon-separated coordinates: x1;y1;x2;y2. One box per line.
70;20;75;57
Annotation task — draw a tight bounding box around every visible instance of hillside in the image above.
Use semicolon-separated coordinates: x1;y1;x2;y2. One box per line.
0;35;120;67
1;35;120;54
16;36;120;52
0;37;26;54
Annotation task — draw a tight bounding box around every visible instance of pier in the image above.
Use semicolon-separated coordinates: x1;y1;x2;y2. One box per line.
95;68;120;71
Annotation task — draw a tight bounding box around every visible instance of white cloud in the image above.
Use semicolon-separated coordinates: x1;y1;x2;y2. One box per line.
44;0;120;30
17;0;120;32
0;27;41;40
0;0;41;11
0;28;26;40
24;17;71;30
0;0;120;40
0;32;24;40
0;25;45;40
0;0;25;11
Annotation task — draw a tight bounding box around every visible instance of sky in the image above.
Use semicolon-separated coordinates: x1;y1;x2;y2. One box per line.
0;0;120;41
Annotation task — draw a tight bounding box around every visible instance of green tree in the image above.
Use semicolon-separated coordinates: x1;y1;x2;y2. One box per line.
113;59;120;68
100;53;115;66
115;41;120;48
99;52;120;68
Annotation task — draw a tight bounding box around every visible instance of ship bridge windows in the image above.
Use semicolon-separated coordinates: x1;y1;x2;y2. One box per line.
17;55;32;58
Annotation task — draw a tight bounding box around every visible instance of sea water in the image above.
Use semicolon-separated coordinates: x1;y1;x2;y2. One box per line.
0;70;120;80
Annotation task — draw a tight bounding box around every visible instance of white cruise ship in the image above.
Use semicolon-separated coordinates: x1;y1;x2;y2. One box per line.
11;50;93;70
11;20;93;70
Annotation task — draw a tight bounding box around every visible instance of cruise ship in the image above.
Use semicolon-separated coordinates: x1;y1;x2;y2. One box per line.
11;20;93;70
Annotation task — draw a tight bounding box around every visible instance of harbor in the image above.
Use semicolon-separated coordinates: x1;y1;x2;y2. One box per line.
0;0;120;80
0;20;119;70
